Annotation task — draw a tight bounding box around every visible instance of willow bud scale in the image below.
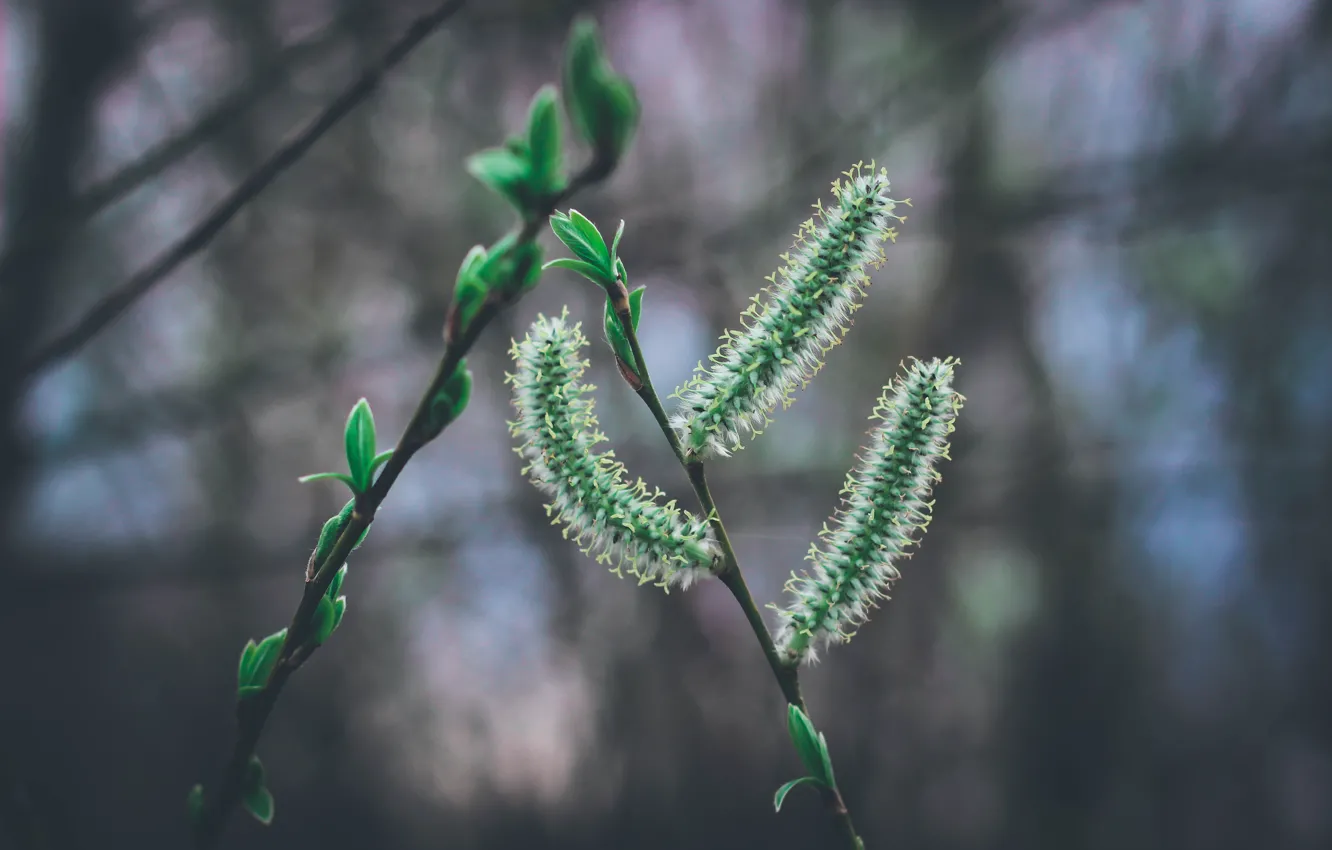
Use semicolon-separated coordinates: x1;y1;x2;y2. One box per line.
508;311;719;588
775;357;963;664
671;162;906;458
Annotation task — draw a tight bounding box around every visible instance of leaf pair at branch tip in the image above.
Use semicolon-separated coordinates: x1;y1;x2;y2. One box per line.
544;208;624;289
466;85;567;215
563;16;640;168
544;210;644;384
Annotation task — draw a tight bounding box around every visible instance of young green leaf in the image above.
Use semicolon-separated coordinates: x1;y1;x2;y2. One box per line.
815;729;837;790
457;243;488;280
598;76;641;163
331;596;347;630
548;210;610;278
369;449;394;479
448;244;490;340
242;785;274;826
237;639;259;690
474;232;518;282
314;501;354;564
502;133;530;160
307;499;370;581
525;84;564;194
773;775;827;812
628;284;644;330
786;705;831;786
603;294;634;376
475;234;544;300
310;595;337;646
326;564;348;601
240;757;273;826
296;471;357;489
238;685;265;700
465;147;533;212
566;210;609;265
562;17;603;148
344;399;377;493
511;241;545;297
187;784;205;826
246;628;287;689
610;219;625;265
543;257;609;287
561;17;639;165
602;286;646;382
422;362;473;441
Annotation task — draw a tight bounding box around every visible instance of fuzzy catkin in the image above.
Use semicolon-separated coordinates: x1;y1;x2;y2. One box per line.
671;162;905;458
507;310;719;588
775;358;963;664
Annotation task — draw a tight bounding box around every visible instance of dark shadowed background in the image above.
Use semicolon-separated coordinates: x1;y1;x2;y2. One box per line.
3;0;1331;848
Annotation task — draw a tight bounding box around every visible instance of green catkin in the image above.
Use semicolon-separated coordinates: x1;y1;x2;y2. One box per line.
671;162;907;458
775;357;964;664
507;310;719;588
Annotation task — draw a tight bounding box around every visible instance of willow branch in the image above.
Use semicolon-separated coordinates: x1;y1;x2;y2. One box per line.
190;155;609;847
608;290;865;849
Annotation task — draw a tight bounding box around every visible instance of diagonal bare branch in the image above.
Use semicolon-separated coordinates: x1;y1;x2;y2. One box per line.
17;0;468;380
70;25;348;226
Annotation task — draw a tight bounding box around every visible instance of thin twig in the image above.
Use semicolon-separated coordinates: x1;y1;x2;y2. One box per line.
17;0;468;379
73;25;348;224
191;159;610;847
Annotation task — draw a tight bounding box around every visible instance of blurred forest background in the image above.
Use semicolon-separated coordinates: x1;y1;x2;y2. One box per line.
3;0;1331;848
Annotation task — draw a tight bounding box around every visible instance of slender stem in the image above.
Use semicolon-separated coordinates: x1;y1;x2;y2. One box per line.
610;295;865;849
18;0;468;380
606;278;684;466
193;160;611;847
686;463;803;698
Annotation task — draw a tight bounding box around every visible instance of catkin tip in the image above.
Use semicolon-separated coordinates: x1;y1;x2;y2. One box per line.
671;165;905;458
774;357;963;663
